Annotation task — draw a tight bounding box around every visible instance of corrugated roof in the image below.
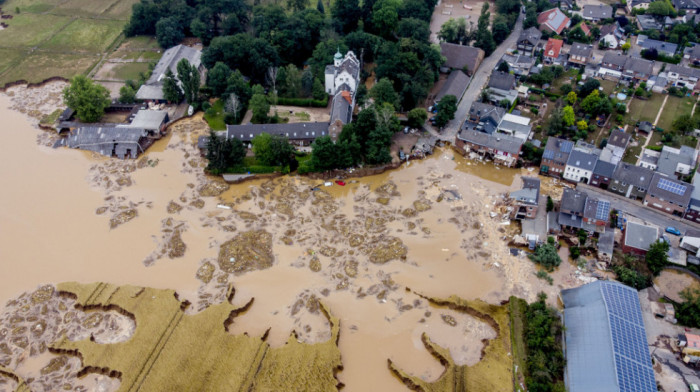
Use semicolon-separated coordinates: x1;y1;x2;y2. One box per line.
127;110;167;130
562;281;657;392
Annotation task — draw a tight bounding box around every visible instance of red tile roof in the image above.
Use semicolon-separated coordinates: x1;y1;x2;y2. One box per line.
537;8;571;34
545;38;564;59
580;22;591;36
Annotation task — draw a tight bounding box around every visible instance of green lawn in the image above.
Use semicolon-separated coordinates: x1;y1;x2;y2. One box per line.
0;52;100;85
52;0;120;17
0;13;73;47
599;80;618;95
204;100;226;131
627;94;665;124
0;49;26;76
100;0;140;19
623;134;645;164
108;62;152;81
509;297;528;392
3;0;62;14
552;69;578;93
39;18;124;52
656;96;696;131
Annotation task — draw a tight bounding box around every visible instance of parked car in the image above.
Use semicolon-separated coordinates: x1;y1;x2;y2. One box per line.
403;126;410;134
665;226;682;236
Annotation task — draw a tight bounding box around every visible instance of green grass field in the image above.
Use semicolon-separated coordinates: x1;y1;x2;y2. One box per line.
0;13;73;47
204;100;227;130
40;18;124;52
0;52;101;86
656;96;695;131
0;49;27;76
109;62;153;80
627;94;665;124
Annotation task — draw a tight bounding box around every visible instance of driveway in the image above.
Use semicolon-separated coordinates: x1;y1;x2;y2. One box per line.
577;183;700;234
427;12;525;142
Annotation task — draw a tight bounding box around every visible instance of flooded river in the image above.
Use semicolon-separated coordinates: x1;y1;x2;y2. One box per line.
0;85;557;391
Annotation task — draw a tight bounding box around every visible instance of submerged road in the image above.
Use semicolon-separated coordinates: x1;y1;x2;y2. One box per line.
433;12;525;142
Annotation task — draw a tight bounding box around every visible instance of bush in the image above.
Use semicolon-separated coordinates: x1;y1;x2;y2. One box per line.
535;270;554;285
528;243;562;272
276;96;329;107
570;246;581;260
612;265;651;290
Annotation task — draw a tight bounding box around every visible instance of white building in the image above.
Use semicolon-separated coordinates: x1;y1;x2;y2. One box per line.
564;149;599;183
497;113;532;141
325;50;360;95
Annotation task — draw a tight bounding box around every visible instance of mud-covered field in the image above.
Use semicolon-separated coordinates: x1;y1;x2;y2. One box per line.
0;82;584;391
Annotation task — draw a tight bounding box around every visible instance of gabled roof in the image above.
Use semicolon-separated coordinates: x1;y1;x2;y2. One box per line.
623;57;654;76
440;43;485;73
599;24;617;37
545;38;564;58
518;26;543;46
625;221;659;250
66;126;147;159
613;163;654;189
436;70;470;102
672;0;700;10
607;129;631;149
579;23;592;36
636;15;663;30
637;35;678;55
561;187;588;214
226;122;330;142
542;136;574;164
601;52;628;69
538;8;571;34
583;4;613;19
562;281;657;392
128;110;168;130
457;130;523;154
147;44;202;86
584;197;611;221
570;43;594;57
511;176;541;204
567;149;599;171
593;160;617;177
336;51;360;79
487;70;516;91
469;102;505;126
666;63;700;79
647;172;693;206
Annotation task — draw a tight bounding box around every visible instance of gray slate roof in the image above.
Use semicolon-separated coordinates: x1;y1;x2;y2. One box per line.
330;90;353;124
607;129;631;149
666;63;700;79
543;136;574;165
601;52;628;69
136;44;202;101
570;43;593;58
440;43;484;73
636;15;663;30
598;230;615;255
583;4;613;19
567;149;599;171
593;160;617;177
637;35;678;56
457;130;523;154
226;122;330;142
562;281;657;392
673;0;700;10
66;126;147;159
657;145;697;177
624;57;654;76
647;172;693;207
625;221;659;250
518;26;543;46
613;163;654;189
487;70;516;91
511;176;541;205
436;70;470;102
561;187;588;214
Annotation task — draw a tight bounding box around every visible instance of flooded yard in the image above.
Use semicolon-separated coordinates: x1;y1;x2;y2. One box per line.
0;82;569;391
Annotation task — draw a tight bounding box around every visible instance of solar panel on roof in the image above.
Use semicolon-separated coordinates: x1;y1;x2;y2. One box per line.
560;140;574;153
595;200;610;221
543;150;554;159
657;177;687;195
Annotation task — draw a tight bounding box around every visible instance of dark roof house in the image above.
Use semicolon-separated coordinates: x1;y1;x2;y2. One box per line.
65;127;149;159
436;70;471;103
647;172;694;207
583;4;613;20
613;163;654;189
637;35;678;57
440;43;485;75
226;122;330;143
136;45;202;101
636;15;663;30
542;136;574;165
488;70;516;91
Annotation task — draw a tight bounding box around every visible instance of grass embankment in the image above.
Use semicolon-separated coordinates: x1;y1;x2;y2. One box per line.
509;297;528;392
50;282;342;391
204;100;227;131
0;0;134;86
389;293;513;391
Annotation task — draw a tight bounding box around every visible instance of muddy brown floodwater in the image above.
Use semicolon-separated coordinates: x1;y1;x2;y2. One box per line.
0;84;565;391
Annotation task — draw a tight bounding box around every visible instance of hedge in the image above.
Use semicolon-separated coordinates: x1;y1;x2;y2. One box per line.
528;87;560;99
277;96;329;107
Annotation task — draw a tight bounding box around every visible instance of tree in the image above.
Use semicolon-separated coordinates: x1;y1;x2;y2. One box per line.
397;17;431;42
332;0;361;33
581;89;601;114
280;64;302;98
647;0;675;16
676;287;700;328
579;78;600;97
566;91;577;105
562;106;575;126
155;16;184;48
207;62;232;97
177;59;200;104
63;75;111;123
546;195;554;212
528;243;562;271
252;133;294;166
497;61;510;73
224;93;243;124
438;17;468;44
547;107;566;136
119;84;137;104
310;136;340;171
642;48;659;60
372;0;400;38
475;3;496;55
576;120;588;131
206;130;246;173
226;70;252;105
312;78;326;100
646;239;669;275
435;95;458;128
673;114;697;135
491;14;511;44
287;0;308;12
621;41;631;52
370;78;399;108
249;93;270;123
407;108;428;128
316;0;324;14
162;69;183;103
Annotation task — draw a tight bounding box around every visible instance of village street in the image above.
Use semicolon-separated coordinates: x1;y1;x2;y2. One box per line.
430;12;525;142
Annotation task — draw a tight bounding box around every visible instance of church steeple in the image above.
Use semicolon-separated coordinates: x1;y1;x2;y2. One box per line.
334;47;343;67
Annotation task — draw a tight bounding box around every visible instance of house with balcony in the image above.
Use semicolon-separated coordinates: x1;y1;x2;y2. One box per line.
568;43;594;68
644;172;694;217
599;24;623;49
666;64;700;92
496;113;532;141
455;130;523;167
558;188;599;232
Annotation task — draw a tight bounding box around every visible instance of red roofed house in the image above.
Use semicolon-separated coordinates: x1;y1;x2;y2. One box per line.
538;8;571;34
579;23;591;36
544;38;564;63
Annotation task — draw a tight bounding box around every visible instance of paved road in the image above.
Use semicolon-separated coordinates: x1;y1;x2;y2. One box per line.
430;12;525;142
577;183;700;234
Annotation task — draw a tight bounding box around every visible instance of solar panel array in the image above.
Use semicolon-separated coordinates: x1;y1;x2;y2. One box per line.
560;140;574;153
595;200;611;221
543;149;555;159
601;283;657;392
657;177;687;196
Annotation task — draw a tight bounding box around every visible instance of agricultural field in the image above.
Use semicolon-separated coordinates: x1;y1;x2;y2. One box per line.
0;0;136;87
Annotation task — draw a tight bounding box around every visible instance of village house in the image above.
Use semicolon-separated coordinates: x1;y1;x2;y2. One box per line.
226;122;331;147
637;35;678;57
589;160;617;189
623;221;659;255
564;149;599;183
639;148;661;170
541;136;574;177
582;196;611;230
622;56;655;83
496;113;532;141
558;188;598;232
325;50;361;125
136;45;204;103
486;70;518;104
599;129;630;165
656;145;698;179
455;130;523;167
500;53;536;77
65;127;150;159
598;24;623;49
583;4;613;22
610;162;654;200
636;15;663;31
637;121;654;135
517;27;543;55
628;0;652;13
568;43;594;68
439;43;485;76
679;229;700;263
644;172;694;217
465;102;506;134
538;8;571;34
510;177;541;219
598;52;628;79
684;175;700;223
544;38;565;65
666;64;700;91
435;70;470;104
672;0;700;14
597;230;615;261
686;44;700;66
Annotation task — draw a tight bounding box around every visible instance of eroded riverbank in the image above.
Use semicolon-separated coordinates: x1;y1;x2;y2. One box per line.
0;83;578;391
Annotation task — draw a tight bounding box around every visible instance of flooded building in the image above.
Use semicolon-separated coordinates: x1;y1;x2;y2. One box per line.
225;122;330;147
558;188;598;232
563;149;598;184
128;109;169;136
325;50;360;125
589;160;616;189
622;221;659;255
464;102;505;135
65;127;149;159
541;137;573;177
582;197;610;231
597;230;615;261
643;173;693;217
454;130;522;167
135;44;203;103
486;70;518;105
610;163;654;200
510;177;540;219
